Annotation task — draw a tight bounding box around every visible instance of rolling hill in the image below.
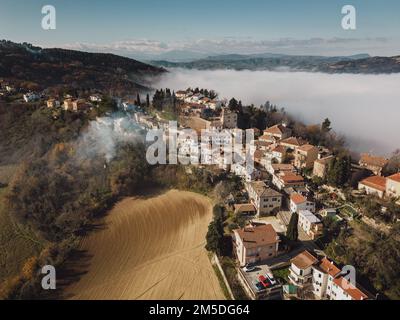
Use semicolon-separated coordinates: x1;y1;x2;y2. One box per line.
0;40;166;93
151;53;400;74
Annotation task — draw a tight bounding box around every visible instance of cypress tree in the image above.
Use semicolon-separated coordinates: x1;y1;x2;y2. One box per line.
287;212;299;241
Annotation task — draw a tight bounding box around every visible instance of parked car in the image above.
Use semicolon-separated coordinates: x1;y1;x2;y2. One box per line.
242;264;256;272
266;272;277;286
259;275;271;288
253;281;264;291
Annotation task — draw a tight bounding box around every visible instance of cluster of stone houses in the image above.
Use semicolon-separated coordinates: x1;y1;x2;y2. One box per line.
60;98;93;112
231;222;369;300
358;173;400;203
231;221;367;299
354;153;400;203
45;94;102;112
288;250;368;300
0;81;42;102
168;103;331;248
346;152;396;204
175;89;238;131
176;89;221;110
0;80;103;113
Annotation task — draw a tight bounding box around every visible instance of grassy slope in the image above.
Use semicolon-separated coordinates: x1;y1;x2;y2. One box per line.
0;186;45;282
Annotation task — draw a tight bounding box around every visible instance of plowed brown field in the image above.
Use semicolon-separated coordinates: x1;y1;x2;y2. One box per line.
66;190;225;300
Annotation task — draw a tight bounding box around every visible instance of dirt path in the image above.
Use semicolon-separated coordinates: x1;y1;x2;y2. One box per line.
65;190;225;300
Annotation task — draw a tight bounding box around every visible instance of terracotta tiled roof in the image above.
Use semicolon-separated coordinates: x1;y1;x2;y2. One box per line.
359;153;389;168
297;144;317;152
359;175;387;192
235;224;279;249
271;164;294;172
333;277;368;300
279;172;304;183
318;257;341;277
272;145;286;154
248;181;282;198
234;203;256;213
290;192;307;205
388;173;400;183
259;134;277;142
264;124;291;136
255;140;272;148
253;150;265;162
291;250;318;269
280;137;307;147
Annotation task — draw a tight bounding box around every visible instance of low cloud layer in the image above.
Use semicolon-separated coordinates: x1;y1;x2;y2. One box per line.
157;69;400;156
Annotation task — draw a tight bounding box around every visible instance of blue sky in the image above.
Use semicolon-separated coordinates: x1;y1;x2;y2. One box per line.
0;0;399;57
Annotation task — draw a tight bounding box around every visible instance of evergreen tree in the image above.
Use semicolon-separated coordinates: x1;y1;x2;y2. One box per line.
205;207;225;254
206;217;224;254
228;98;238;110
322;118;332;132
205;221;222;253
136;93;141;106
327;155;352;187
146;93;150;110
287;212;299;241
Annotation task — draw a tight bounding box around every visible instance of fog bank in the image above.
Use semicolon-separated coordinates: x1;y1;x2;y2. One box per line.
156;69;400;156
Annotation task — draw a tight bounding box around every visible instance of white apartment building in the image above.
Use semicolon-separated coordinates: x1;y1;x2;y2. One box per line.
298;210;323;240
231;163;261;182
289;251;368;300
290;193;315;213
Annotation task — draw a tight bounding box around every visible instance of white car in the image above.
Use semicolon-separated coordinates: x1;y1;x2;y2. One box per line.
266;272;277;286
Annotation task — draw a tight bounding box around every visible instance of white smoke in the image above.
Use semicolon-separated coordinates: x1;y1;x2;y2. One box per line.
156;69;400;156
76;112;145;162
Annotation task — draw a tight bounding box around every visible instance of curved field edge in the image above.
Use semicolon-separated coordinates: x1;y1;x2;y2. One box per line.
64;190;225;300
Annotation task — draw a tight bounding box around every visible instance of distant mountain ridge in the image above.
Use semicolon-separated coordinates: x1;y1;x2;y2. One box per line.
151;52;400;74
0;40;166;93
203;52;370;61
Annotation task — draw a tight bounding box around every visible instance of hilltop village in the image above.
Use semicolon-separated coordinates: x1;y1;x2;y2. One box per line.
1;81;400;300
134;87;400;300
